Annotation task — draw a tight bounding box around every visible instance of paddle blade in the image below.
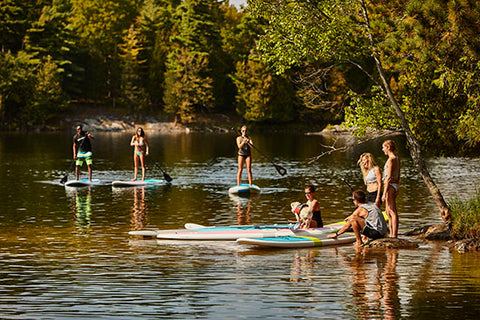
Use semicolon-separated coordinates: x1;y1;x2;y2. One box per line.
60;175;68;184
154;162;173;182
274;165;287;176
163;172;173;183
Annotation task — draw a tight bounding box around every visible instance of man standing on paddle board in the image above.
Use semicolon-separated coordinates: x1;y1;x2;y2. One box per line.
328;189;387;247
236;125;253;186
73;125;94;181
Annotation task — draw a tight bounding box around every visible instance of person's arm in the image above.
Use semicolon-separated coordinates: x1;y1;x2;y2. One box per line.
73;141;77;159
130;136;136;147
382;158;393;201
87;132;94;139
374;166;382;206
144;138;149;156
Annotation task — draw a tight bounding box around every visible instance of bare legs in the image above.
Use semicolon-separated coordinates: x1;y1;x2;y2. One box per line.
75;164;92;181
132;153;146;181
237;155;252;185
384;186;398;238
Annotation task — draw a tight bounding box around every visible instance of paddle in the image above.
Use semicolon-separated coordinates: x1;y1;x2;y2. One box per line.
248;142;287;176
60;130;89;184
154;162;173;182
341;178;354;191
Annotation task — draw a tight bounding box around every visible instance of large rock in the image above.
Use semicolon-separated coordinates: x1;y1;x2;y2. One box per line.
404;222;452;241
365;237;419;249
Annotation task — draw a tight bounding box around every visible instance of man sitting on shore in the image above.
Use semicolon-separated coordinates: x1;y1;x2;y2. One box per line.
328;189;388;246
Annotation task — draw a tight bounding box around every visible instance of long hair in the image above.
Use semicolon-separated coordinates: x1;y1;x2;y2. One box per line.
358;153;377;183
136;127;145;138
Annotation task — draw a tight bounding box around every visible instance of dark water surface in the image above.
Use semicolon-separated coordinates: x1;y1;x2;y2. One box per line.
1;131;480;319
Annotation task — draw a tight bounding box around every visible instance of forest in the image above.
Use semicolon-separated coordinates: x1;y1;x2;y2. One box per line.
1;0;479;155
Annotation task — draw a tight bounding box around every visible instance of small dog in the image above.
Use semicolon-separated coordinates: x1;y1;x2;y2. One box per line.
290;201;312;229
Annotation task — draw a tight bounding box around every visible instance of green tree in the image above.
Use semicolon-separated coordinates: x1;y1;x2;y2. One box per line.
118;24;149;112
137;0;177;107
163;47;214;123
232;58;296;122
68;0;139;105
163;0;220;121
249;0;460;221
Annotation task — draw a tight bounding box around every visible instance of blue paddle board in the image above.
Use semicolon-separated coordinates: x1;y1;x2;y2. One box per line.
228;184;261;194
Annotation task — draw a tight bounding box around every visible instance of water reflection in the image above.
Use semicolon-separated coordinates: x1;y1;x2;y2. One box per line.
66;186;92;233
229;194;252;225
289;250;318;284
130;187;149;230
346;248;400;320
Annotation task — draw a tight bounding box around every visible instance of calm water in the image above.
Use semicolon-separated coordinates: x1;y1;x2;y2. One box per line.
1;131;480;319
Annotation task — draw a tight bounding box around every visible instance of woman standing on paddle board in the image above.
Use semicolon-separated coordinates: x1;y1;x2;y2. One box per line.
358;153;382;208
73;125;94;181
382;140;400;238
236;125;253;186
130;127;149;181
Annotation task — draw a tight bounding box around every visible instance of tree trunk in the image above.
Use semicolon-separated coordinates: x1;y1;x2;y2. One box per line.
360;0;451;221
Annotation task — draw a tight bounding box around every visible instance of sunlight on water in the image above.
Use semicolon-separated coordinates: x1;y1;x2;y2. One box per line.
1;132;480;319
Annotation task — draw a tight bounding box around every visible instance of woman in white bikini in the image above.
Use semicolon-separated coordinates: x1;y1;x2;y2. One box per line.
381;140;400;238
358;153;382;208
130;127;149;181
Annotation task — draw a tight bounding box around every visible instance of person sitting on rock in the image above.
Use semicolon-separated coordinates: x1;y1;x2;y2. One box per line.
328;189;387;247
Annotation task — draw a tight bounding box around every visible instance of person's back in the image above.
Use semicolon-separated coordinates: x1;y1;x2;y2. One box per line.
361;202;387;237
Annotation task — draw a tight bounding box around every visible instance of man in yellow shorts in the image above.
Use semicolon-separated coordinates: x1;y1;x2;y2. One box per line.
73;125;95;181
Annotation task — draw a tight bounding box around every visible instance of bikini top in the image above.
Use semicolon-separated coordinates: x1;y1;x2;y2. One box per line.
365;168;377;184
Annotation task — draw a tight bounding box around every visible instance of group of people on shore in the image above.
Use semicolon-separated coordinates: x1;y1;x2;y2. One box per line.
285;140;401;247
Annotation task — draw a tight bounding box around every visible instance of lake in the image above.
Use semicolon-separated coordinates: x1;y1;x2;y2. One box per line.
1;130;480;319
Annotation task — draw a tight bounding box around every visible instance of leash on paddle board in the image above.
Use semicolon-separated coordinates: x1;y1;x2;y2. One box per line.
236;129;287;176
60;130;90;184
154;162;173;182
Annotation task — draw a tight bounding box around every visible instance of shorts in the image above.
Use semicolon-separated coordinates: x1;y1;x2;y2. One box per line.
361;225;384;240
76;151;93;166
366;191;382;204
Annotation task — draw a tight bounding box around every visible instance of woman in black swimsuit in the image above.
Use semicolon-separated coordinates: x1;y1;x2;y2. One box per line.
236;125;253;186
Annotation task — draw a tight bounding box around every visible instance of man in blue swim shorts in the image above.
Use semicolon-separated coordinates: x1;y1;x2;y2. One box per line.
73;125;95;181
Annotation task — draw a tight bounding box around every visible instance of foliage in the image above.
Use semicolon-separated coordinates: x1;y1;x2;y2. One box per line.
163;48;214;123
231;58;296;122
118;24;149;111
249;0;480;153
450;190;480;240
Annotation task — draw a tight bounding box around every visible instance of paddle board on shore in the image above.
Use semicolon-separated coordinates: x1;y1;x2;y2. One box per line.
236;233;357;248
64;179;101;187
112;179;164;187
228;184;261;194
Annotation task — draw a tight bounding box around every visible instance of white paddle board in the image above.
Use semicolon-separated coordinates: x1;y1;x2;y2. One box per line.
64;179;101;187
228;184;261;194
112;179;164;187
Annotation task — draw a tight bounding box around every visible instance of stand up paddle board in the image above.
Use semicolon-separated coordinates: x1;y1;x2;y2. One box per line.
228;184;261;194
155;221;346;240
236;233;357;248
64;179;101;187
112;179;164;187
